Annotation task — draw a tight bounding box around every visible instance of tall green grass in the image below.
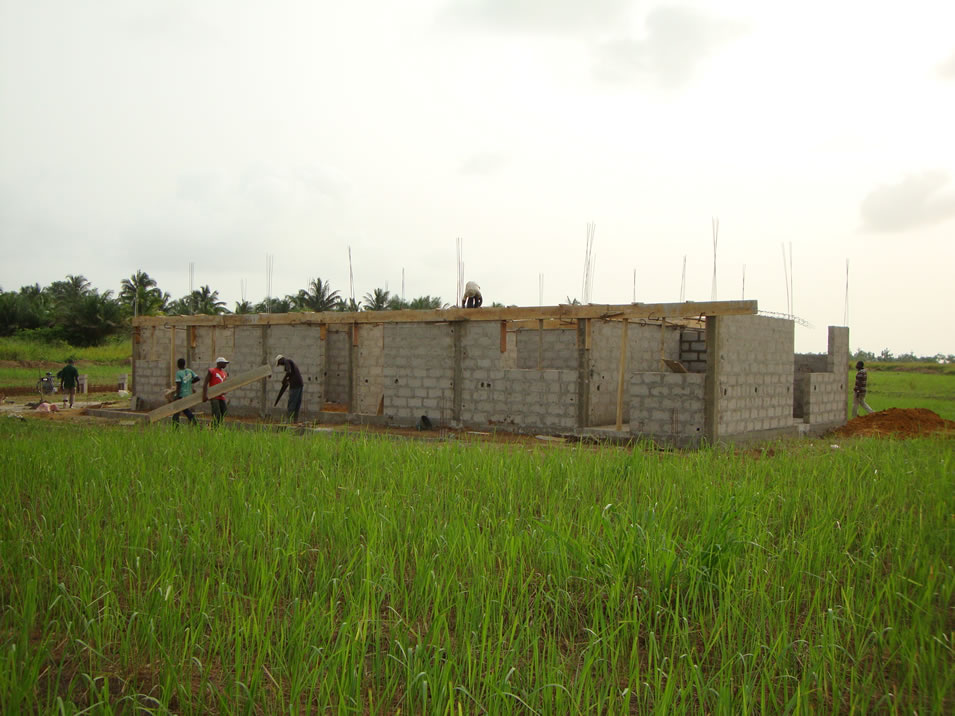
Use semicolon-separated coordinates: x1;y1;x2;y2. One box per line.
849;369;955;421
0;335;130;364
1;423;951;713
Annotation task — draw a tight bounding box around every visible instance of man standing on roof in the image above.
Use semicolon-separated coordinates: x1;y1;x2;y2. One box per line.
201;356;230;426
274;354;304;422
462;281;483;308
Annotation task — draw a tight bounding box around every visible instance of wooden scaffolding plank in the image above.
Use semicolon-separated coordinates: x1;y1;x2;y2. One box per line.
145;364;273;423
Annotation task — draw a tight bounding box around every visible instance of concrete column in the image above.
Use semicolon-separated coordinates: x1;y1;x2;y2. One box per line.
576;319;590;429
703;316;721;444
347;324;357;413
452;321;463;425
260;325;269;418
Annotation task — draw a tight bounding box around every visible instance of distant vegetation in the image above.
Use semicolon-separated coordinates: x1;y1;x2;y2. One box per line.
0;272;451;347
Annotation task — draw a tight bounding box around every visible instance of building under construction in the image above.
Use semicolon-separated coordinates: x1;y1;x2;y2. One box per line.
131;300;849;446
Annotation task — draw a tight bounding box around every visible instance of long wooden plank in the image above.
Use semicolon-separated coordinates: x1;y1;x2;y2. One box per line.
133;300;758;328
145;364;273;423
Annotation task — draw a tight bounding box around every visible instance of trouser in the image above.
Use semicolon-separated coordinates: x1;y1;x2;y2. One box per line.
64;386;76;407
210;399;227;426
173;407;197;425
852;392;873;417
287;386;303;422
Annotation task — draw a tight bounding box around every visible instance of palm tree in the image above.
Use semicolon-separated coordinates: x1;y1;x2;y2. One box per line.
119;270;169;316
335;297;362;312
48;275;93;306
386;295;409;310
170;285;227;315
254;297;293;313
291;278;340;312
407;295;446;310
362;288;391;311
233;300;256;314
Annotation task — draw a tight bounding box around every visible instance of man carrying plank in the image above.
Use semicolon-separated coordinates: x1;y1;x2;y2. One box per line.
202;357;230;426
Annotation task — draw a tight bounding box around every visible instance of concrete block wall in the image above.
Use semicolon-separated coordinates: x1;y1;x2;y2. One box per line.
716;315;795;438
630;373;705;447
461;368;578;431
793;326;849;424
516;327;576;370
355;323;384;415
325;329;350;404
462;322;515;372
263;324;325;417
680;329;707;373
827;326;849;374
589;321;680;425
799;373;847;426
383;323;454;424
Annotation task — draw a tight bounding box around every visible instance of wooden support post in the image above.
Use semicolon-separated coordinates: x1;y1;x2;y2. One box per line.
585;319;592;350
320;324;328;341
537;319;543;369
615;319;629;431
169;325;176;386
211;328;217;361
500;321;507;353
146;364;273;423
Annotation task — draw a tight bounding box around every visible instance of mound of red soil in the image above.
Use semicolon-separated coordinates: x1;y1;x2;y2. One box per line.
831;408;955;438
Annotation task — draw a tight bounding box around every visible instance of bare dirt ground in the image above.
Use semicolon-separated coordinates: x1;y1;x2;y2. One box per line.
829;407;955;439
3;393;951;444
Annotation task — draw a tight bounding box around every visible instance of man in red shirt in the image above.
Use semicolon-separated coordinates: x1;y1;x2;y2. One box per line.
201;356;230;426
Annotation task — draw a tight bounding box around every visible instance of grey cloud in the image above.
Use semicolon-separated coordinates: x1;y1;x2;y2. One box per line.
459;152;509;175
592;6;747;88
441;0;633;34
860;171;955;233
938;50;955;80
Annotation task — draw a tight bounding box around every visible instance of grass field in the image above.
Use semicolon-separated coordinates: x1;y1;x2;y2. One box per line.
851;369;955;421
1;422;951;714
0;336;130;389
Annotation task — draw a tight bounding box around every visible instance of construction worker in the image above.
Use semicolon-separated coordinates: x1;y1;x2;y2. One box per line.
201;356;230;426
462;281;483;308
274;354;304;422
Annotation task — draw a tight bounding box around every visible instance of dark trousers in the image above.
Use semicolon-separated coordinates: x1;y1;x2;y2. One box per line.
287;386;303;422
210;399;227;426
173;407;197;425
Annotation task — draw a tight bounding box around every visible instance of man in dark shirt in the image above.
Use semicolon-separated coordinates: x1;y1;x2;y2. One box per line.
852;360;874;417
274;354;305;422
56;358;80;408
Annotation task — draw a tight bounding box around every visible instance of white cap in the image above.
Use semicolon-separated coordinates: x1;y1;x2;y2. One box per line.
215;356;229;364
275;354;284;365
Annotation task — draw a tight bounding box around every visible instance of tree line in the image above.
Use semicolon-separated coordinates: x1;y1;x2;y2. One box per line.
0;271;455;346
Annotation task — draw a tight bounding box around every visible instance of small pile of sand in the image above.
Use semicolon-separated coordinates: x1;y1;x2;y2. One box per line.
831;408;955;438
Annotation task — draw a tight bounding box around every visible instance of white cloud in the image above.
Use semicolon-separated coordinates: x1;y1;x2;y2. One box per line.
441;0;633;34
592;6;747;88
860;171;955;233
938;49;955;79
459;151;509;175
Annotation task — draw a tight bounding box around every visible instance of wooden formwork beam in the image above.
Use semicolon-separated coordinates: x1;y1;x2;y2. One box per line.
145;364;272;423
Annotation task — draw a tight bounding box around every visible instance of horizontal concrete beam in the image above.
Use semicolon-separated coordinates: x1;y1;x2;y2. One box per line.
133;300;758;328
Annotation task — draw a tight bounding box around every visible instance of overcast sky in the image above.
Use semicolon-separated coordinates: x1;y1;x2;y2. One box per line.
1;0;953;355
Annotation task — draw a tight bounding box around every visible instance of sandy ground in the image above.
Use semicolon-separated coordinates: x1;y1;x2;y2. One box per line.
3;392;951;444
